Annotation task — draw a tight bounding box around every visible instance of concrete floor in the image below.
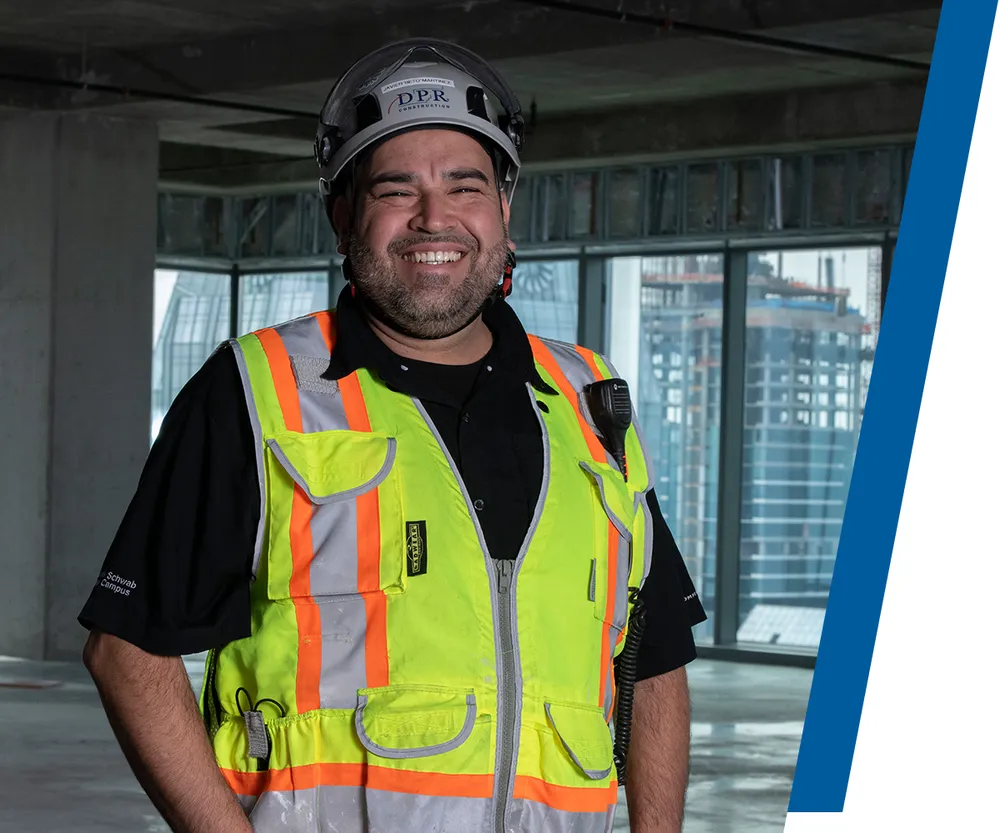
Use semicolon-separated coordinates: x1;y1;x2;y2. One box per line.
0;654;811;832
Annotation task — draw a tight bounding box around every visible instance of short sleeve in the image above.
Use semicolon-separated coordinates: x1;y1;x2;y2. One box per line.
631;489;709;681
77;345;258;656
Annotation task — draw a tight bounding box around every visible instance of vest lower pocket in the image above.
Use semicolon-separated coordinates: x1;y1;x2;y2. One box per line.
355;685;494;833
355;685;478;759
263;429;406;600
544;701;614;782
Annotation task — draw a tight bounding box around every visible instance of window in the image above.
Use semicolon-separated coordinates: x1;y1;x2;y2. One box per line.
506;260;579;342
238;272;329;335
606;253;725;643
151;269;231;442
737;247;881;649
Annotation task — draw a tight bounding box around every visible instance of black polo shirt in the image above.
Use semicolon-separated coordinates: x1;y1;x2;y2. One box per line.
79;287;706;681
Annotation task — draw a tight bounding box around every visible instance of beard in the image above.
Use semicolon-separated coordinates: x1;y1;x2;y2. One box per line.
347;230;510;339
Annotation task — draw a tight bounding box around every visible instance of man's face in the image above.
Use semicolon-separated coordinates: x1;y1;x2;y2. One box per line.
335;128;512;339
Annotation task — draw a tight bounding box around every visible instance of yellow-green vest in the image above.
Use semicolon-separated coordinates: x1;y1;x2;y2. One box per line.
199;308;654;833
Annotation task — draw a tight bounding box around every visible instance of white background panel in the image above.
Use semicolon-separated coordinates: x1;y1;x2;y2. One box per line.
784;9;1000;831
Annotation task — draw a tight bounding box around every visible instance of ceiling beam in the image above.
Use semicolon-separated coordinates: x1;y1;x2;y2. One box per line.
158;77;926;192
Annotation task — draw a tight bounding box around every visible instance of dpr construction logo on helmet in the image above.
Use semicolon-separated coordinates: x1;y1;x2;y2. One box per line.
388;88;451;113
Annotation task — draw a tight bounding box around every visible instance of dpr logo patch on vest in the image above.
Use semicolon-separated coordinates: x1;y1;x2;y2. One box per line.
406;521;428;576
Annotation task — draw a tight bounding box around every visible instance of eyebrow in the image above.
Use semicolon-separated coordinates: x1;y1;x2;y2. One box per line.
366;168;492;188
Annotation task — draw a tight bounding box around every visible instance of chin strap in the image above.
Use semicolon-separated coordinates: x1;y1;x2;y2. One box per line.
502;251;516;298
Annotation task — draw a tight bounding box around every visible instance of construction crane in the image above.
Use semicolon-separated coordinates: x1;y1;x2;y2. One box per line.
860;248;882;414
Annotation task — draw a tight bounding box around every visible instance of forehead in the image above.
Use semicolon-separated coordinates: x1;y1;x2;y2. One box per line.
366;128;494;175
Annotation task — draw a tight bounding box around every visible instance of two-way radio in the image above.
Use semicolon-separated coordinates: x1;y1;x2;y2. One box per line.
582;377;647;785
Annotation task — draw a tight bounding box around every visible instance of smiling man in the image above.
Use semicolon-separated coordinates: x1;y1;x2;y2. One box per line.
80;39;706;833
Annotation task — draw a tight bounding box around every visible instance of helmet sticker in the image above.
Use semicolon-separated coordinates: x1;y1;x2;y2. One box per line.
380;77;456;94
387;88;452;113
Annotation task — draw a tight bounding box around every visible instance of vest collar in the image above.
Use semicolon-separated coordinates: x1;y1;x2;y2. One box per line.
323;285;557;398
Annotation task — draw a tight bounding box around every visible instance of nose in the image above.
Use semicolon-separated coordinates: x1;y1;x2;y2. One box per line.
409;189;456;235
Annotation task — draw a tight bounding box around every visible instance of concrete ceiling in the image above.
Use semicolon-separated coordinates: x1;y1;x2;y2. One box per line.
0;0;940;188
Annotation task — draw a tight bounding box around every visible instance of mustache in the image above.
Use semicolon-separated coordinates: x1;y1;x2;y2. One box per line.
386;234;478;256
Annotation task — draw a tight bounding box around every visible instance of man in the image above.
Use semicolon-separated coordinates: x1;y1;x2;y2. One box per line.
81;39;706;833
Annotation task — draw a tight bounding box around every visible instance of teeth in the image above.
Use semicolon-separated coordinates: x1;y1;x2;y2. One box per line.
402;250;464;264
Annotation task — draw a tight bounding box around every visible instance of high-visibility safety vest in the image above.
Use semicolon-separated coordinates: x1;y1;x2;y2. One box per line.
199;308;654;833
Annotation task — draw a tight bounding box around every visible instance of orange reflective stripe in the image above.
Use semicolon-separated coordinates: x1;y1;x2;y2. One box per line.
598;520;618;708
222;764;493;798
514;775;618;813
368;768;492;798
338;371;389;689
257;329;300;433
258;328;322;714
222;763;363;795
314;310;336;356
528;336;605;462
575;345;605;381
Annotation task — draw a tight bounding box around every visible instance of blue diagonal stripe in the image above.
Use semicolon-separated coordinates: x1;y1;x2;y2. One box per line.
787;0;999;813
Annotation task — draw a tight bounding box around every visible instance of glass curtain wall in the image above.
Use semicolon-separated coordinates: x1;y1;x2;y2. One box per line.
238;271;329;334
607;254;724;643
151;269;231;442
152;239;884;658
736;247;880;649
506;259;580;342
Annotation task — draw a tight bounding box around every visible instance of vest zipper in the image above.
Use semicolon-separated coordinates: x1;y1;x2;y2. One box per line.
493;557;517;833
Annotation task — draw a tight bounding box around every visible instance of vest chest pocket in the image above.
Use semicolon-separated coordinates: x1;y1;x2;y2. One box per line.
263;429;406;600
581;460;639;634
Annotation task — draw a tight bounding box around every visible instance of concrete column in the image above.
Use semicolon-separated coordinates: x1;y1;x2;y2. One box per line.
0;113;158;660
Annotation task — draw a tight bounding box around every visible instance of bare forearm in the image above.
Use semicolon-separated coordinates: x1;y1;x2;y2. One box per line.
624;667;691;833
84;631;252;833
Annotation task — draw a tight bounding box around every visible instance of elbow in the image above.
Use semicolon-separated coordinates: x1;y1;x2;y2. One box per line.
82;629;117;680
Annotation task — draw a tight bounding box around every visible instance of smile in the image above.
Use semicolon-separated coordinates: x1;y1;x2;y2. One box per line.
401;251;466;264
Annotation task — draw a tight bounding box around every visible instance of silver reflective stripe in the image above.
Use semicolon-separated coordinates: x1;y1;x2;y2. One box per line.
589;559;597;603
613;528;631;629
270;314;373;708
498;390;553;832
539;338;595;391
544;704;613;781
265;438;396;504
513;797;619;833
228;338;268;581
276;315;348;435
538;339;619;470
246;787;494;833
275;313;330;358
317;596;368;709
246;785;364;832
579;461;633;542
602;658;615;720
365;792;492;833
355;693;477;759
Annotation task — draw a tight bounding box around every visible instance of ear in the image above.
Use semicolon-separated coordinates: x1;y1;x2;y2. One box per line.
332;195;352;255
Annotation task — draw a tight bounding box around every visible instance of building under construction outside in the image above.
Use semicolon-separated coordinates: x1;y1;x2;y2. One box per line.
636;253;874;646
